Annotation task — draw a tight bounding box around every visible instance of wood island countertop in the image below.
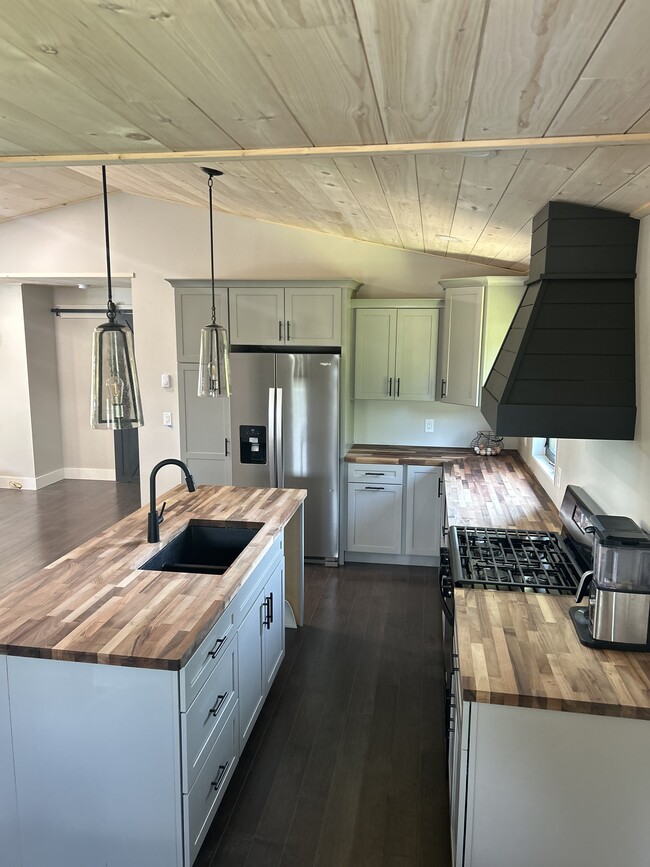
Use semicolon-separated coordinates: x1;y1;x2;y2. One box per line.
455;590;650;720
0;485;305;671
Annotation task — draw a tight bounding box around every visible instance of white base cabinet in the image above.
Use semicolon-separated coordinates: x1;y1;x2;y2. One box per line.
0;533;286;867
452;698;650;867
345;463;443;564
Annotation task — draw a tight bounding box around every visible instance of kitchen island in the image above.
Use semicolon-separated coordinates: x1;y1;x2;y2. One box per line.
0;484;305;867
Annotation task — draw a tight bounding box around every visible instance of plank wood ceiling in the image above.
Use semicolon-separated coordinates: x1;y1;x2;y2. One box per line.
1;0;650;269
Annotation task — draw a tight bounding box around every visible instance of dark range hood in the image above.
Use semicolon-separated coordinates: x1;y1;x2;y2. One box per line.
481;201;639;440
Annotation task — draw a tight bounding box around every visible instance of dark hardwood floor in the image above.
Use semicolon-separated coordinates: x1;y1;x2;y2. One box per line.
0;479;141;589
196;562;451;867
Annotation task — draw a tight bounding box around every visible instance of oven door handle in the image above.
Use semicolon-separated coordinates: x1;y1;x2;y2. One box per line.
439;568;454;626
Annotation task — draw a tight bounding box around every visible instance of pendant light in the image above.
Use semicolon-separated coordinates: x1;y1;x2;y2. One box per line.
90;166;144;430
198;167;231;397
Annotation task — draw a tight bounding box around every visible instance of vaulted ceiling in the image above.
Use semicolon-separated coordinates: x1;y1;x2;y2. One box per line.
1;0;650;270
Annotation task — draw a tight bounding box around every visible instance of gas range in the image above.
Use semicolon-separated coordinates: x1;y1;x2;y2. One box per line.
448;526;581;594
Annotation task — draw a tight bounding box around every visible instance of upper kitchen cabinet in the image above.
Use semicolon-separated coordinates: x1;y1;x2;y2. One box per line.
437;277;526;407
174;283;229;363
353;300;442;401
229;282;354;347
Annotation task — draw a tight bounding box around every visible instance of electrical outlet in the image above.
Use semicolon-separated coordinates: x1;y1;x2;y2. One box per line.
425;418;435;433
163;412;173;427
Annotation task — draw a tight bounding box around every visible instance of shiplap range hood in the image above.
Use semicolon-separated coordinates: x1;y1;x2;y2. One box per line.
481;201;639;440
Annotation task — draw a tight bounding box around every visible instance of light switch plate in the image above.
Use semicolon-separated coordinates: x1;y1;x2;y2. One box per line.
425;418;435;433
161;373;172;388
163;412;173;427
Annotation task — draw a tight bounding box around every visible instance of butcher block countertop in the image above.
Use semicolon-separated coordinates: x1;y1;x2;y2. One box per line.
0;485;305;671
455;590;650;720
346;444;561;532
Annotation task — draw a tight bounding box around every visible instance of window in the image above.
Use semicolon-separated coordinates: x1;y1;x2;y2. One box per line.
532;437;557;479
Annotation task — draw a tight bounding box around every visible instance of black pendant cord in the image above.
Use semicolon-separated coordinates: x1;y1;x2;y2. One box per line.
208;174;216;326
101;165;116;323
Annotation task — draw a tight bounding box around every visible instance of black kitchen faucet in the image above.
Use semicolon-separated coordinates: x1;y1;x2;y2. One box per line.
147;459;196;543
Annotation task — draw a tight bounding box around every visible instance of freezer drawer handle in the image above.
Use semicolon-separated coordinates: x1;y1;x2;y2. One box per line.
364;486;385;491
210;762;230;791
210;693;228;717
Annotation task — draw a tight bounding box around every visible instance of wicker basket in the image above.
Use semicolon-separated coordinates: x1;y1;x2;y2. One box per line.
470;430;504;456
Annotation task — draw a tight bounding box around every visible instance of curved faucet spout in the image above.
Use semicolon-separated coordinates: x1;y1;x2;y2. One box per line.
148;458;196;543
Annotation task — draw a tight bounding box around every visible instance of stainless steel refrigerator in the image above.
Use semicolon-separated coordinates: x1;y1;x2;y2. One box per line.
230;352;339;563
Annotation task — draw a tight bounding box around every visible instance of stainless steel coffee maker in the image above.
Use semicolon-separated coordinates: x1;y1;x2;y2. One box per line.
570;515;650;651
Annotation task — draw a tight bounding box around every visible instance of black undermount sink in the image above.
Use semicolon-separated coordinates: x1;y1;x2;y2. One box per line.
139;520;262;575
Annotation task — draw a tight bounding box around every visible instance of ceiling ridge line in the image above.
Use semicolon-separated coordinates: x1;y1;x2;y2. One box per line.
4;133;650;168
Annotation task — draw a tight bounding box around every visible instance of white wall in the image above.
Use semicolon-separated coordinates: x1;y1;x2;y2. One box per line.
21;285;64;481
0;193;518;501
0;285;34;485
519;214;650;529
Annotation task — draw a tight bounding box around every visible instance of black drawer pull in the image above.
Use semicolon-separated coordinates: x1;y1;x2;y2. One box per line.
208;637;226;659
210;693;228;717
441;378;447;398
364;486;384;491
210;761;230;791
268;591;274;626
364;472;385;476
262;597;270;628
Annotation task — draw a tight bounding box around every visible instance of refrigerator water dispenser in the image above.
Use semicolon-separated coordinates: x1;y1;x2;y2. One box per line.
239;425;267;464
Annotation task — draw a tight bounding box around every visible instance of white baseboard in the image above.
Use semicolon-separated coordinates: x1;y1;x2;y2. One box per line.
0;469;66;490
344;551;439;567
64;467;116;481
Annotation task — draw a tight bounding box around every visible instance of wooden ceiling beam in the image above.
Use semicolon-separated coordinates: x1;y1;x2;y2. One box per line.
2;133;650;169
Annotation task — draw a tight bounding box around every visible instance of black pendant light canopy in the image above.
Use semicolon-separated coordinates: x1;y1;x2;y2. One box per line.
198;167;231;397
90;166;144;430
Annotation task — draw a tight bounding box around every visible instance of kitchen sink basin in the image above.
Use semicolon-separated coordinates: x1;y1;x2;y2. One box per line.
139;519;262;575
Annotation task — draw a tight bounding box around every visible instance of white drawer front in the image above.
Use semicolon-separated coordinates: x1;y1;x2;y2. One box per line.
180;605;236;712
182;636;237;793
347;463;403;484
184;701;239;866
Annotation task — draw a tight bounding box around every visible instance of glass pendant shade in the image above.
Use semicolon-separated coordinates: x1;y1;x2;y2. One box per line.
198;322;231;397
91;321;144;429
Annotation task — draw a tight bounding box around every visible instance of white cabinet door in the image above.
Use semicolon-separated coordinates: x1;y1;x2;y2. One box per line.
263;559;285;691
346;482;403;554
439;285;485;406
229;287;285;346
404;466;442;556
0;658;20;867
353;308;397;400
237;587;265;751
175;285;228;363
395;309;439;401
285;287;341;346
178;363;232;486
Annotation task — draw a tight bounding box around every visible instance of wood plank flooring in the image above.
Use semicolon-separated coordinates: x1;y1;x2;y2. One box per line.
0;479;141;590
196;562;451;867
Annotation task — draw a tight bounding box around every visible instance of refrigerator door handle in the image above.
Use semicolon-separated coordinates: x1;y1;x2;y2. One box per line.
268;387;277;487
276;387;284;487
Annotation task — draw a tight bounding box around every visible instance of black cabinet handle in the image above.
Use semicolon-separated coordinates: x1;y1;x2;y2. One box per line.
364;486;385;491
438;477;443;498
210;692;228;717
441;378;447;398
210;761;230;791
388;377;392;396
208;637;226;659
396;377;400;397
364;472;384;476
278;320;283;341
262;597;270;628
286;320;291;341
268;591;274;626
225;437;229;457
